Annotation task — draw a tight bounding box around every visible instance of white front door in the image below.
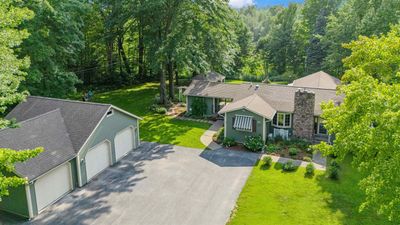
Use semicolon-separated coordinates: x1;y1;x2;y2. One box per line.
114;127;136;161
85;141;111;181
35;163;72;212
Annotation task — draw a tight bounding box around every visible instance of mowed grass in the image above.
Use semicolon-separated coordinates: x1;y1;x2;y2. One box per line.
93;83;210;149
228;158;394;225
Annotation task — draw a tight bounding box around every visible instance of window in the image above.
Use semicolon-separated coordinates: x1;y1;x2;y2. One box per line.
273;113;291;128
314;117;328;135
233;115;254;132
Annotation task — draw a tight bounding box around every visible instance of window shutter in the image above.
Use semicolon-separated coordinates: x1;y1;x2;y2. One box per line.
252;119;256;132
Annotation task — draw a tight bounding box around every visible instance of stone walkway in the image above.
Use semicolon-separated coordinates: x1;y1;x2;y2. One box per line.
263;153;326;170
200;120;224;150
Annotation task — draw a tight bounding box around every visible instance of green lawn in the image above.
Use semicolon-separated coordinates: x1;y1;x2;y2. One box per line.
228;158;394;225
93;83;210;149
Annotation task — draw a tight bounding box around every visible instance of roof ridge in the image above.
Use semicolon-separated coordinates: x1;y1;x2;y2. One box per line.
0;109;62;133
268;83;337;91
28;96;112;107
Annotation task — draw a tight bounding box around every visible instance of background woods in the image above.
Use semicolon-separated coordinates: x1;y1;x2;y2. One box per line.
8;0;400;100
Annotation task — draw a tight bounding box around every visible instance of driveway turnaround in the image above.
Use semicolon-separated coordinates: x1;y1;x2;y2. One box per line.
1;142;259;225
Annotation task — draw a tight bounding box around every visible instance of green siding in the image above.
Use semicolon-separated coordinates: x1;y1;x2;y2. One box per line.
187;96;214;115
0;184;29;218
225;109;264;143
78;110;139;185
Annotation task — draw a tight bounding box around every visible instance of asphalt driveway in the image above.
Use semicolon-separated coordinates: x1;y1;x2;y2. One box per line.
2;142;259;225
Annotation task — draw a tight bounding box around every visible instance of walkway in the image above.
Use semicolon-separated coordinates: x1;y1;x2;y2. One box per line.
200;120;223;150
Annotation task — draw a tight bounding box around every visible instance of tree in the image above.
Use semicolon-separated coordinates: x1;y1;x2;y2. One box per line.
322;0;400;76
0;0;42;198
316;25;400;222
20;0;87;98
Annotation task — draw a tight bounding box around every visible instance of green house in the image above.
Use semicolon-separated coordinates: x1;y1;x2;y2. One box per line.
0;96;141;219
184;71;342;143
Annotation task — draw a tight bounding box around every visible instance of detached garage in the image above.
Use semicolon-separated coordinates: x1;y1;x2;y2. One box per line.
0;96;141;219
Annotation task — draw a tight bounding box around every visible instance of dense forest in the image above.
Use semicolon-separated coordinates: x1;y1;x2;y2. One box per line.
6;0;400;102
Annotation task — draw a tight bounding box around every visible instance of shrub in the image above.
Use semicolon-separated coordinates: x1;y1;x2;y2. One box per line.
282;160;296;171
303;156;312;162
244;136;264;152
327;160;340;179
305;163;315;175
149;104;167;114
191;98;207;116
327;165;339;179
222;137;236;147
262;156;273;167
289;147;298;156
213;127;224;143
266;144;278;153
330;160;340;169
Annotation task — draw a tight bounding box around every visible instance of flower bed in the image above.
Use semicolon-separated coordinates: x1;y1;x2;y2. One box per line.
266;139;313;160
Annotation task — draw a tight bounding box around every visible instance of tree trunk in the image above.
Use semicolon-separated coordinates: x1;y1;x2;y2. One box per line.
138;16;145;81
159;68;168;105
174;62;179;86
117;34;131;78
167;60;174;100
106;40;114;77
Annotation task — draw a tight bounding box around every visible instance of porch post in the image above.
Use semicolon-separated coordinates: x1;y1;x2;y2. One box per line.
262;117;266;143
212;98;215;114
224;113;227;138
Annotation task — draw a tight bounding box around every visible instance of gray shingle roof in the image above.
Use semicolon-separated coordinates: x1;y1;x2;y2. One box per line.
6;96;111;152
0;110;76;180
193;71;226;83
218;94;276;119
290;71;341;90
184;80;341;116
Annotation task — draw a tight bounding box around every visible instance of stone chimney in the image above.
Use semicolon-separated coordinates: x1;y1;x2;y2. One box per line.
293;88;315;141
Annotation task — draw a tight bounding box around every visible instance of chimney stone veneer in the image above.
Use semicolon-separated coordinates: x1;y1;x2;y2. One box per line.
293;88;315;141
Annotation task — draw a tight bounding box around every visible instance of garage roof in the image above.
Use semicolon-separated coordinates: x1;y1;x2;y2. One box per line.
0;109;76;180
6;96;111;152
2;96;141;180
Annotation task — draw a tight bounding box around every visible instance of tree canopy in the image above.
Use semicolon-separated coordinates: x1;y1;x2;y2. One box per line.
0;0;42;198
315;25;400;221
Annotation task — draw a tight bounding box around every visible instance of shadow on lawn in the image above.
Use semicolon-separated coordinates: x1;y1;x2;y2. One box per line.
9;142;175;225
314;157;395;225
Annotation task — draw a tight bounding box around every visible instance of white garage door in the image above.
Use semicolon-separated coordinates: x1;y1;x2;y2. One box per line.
35;163;72;212
115;127;136;161
86;141;111;181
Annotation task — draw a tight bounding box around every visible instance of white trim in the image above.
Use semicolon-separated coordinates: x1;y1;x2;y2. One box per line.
273;112;292;128
262;117;266;142
220;106;275;121
186;96;189;112
77;106;111;155
212;98;216;114
111;106;143;120
31;161;73;182
224;113;227;138
137;120;141;146
25;184;34;218
76;156;82;187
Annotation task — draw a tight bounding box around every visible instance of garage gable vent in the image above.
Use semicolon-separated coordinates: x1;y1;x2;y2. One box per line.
233;115;253;131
